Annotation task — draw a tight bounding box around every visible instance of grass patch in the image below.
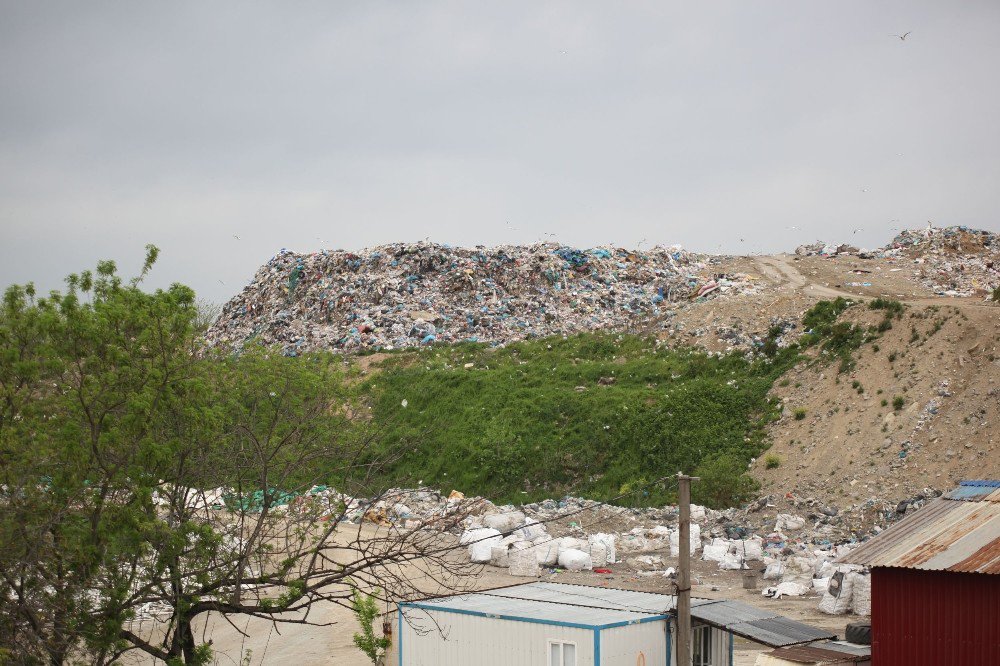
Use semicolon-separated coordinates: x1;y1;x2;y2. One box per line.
346;333;797;507
764;454;781;470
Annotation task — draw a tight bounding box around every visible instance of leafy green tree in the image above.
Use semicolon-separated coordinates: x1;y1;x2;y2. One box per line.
1;249;478;664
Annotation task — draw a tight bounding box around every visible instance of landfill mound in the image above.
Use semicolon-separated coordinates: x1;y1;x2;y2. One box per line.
795;225;999;298
206;243;755;353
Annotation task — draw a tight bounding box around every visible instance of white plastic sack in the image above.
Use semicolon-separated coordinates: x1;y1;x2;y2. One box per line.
509;548;541;577
719;554;745;570
670;524;701;557
588;542;608;568
734;539;764;561
850;572;871;616
773;581;810;598
558;548;593;571
513;517;547;541
558;537;589;554
813;577;831;595
589;533;617;564
789;556;816;575
775;514;806;531
818;569;855;615
763;561;785;581
463;528;502;563
690;504;707;522
702;544;729;563
817;561;837;579
483;511;526;533
532;537;560;566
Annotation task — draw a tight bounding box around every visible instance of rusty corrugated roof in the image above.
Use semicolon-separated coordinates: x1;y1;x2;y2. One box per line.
840;481;1000;574
764;644;868;663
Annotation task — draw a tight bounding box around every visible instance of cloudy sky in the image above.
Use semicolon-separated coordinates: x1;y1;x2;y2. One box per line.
2;2;998;303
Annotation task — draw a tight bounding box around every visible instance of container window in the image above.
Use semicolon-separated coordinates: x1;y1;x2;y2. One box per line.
547;640;577;666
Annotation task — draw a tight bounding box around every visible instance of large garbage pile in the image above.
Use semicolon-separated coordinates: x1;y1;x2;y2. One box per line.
205;242;756;353
190;482;937;618
879;226;998;298
796;226;999;300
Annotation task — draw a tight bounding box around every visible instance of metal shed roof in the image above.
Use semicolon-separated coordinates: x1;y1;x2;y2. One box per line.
763;643;870;663
690;600;837;647
404;582;835;646
402;586;665;630
840;480;1000;574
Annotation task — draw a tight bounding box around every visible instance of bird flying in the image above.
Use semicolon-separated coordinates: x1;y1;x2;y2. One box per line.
893;32;911;41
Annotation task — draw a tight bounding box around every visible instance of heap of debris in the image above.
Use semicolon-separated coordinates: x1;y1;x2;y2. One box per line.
880;226;999;298
188;481;936;618
205;242;758;354
796;226;999;300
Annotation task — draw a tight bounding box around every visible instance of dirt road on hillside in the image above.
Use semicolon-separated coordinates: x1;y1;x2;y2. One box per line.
754;255;995;310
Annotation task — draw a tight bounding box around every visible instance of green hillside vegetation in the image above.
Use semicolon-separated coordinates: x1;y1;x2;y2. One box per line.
348;334;798;508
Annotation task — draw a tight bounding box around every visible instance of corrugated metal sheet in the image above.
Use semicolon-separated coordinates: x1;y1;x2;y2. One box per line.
839;489;1000;574
690;600;836;647
409;590;659;627
763;644;868;663
871;567;1000;666
485;581;674;615
944;479;1000;501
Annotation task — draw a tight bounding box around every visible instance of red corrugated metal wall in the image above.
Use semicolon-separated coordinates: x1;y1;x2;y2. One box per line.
872;568;1000;665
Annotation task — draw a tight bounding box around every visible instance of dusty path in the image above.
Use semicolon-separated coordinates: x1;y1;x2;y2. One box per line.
754;254;995;310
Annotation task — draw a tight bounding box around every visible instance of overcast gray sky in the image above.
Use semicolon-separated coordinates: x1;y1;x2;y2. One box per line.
2;2;999;303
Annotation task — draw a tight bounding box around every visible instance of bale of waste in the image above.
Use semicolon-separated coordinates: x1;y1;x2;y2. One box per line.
483;511;525;533
588;533;617;563
763;561;785;581
849;572;871;616
818;569;855;615
462;527;502;563
669;524;700;557
734;538;764;560
532;537;560;566
509;548;541;577
558;548;593;571
587;542;608;568
490;545;510;568
702;544;729;563
513;517;546;541
557;537;589;554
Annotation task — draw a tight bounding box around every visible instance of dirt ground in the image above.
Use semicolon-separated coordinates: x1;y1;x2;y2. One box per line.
124;525;856;666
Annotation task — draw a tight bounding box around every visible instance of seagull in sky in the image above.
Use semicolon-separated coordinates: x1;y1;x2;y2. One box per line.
233;234;240;240
852;228;864;235
892;32;911;41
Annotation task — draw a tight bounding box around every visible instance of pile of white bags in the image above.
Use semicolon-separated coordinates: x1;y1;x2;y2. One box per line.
462;527;502;563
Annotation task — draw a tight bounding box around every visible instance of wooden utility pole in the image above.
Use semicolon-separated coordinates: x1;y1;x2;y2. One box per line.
676;473;698;666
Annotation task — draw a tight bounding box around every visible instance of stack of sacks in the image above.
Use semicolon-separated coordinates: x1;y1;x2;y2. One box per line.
461;527;502;563
669;524;701;557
